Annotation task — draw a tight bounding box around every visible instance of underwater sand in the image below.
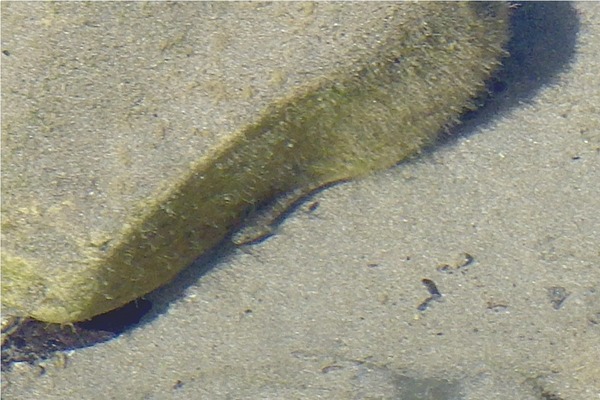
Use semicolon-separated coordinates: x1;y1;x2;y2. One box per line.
2;2;599;399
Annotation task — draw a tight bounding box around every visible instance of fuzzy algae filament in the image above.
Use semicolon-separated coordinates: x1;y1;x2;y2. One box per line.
2;3;509;323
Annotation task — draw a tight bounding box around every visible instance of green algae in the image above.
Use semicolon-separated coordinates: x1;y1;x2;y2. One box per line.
2;3;509;323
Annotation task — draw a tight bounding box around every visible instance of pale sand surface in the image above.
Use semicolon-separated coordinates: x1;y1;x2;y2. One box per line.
2;2;599;399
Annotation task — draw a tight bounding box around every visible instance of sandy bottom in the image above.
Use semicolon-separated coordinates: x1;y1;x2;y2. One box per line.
2;3;599;399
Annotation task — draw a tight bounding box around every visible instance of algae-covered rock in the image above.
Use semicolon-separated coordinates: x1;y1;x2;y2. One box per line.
1;2;509;323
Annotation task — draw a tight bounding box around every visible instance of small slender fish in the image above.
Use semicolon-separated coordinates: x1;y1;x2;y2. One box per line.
232;185;320;246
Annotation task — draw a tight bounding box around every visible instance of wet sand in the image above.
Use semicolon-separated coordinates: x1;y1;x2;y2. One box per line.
2;2;599;399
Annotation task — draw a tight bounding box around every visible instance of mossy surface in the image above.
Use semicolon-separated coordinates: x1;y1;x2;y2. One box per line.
1;2;509;323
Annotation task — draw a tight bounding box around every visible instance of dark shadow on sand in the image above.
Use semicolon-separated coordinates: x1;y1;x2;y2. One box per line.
448;2;580;140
